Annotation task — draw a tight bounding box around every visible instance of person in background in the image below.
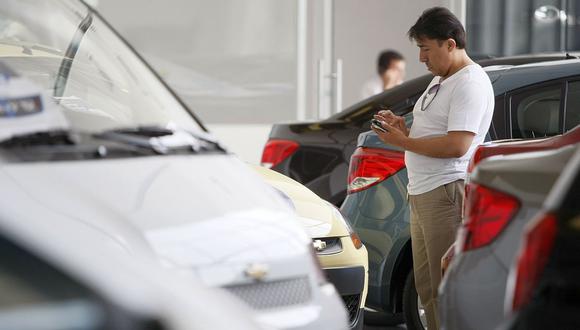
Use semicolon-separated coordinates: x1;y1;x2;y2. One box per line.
360;49;406;100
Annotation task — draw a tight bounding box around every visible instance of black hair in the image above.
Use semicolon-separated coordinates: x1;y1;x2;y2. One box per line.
408;7;466;49
377;50;404;75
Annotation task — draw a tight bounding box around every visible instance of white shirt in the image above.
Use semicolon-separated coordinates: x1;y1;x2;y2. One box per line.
405;64;494;195
360;76;383;100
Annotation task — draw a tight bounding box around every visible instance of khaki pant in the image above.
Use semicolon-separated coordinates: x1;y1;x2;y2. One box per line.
409;180;464;330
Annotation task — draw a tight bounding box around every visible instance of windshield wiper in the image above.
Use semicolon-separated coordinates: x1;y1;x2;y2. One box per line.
93;126;226;155
54;12;93;99
0;130;76;148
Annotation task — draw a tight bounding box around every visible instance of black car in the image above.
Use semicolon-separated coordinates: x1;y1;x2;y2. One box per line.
262;54;580;207
502;145;580;330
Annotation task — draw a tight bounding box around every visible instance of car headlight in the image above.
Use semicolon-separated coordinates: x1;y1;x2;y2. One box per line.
327;202;363;250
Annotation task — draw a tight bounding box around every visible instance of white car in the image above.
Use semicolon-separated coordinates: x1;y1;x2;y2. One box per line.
0;184;267;330
0;1;347;329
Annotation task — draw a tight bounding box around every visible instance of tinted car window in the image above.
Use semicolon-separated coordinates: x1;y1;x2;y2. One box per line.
510;83;563;138
565;81;580;131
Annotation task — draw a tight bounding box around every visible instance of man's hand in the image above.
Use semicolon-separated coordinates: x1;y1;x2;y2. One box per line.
374;110;409;136
370;109;475;158
370;119;408;148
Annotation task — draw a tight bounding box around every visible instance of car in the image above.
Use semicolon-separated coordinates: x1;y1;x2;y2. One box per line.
441;125;580;277
0;181;267;330
252;165;369;329
0;1;348;329
438;127;580;330
439;138;579;330
340;59;580;329
262;54;580;207
501;147;580;330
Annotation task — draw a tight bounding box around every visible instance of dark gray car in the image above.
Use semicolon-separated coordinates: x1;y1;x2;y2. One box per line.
341;59;580;329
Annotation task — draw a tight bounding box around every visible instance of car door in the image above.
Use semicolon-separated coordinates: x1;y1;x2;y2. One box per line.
507;80;566;139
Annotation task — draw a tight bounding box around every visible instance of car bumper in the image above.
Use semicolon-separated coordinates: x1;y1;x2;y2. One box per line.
255;282;349;330
318;237;368;329
439;250;508;330
325;266;366;329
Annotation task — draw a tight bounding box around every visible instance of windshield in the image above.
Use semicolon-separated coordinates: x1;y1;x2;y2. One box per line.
0;0;204;134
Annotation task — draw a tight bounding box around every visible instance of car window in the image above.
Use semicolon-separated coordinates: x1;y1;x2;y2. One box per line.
510;83;563;138
565;81;580;131
0;0;205;135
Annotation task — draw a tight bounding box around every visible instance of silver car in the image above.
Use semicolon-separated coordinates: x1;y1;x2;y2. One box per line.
0;189;267;330
0;1;347;329
439;140;579;330
501;147;580;330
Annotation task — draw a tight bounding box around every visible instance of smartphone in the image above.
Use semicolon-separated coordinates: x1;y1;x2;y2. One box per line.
370;118;388;133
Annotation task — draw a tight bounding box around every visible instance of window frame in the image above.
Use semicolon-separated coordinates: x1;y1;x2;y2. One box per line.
507;79;567;139
563;79;580;131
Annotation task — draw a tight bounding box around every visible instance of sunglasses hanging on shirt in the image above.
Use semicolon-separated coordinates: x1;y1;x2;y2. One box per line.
420;79;442;111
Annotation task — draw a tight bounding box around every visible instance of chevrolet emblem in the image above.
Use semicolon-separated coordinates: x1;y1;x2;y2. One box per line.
244;263;269;281
313;239;327;251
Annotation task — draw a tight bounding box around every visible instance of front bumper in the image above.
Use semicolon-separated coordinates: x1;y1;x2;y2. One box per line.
317;236;369;329
255;282;349;330
325;266;366;329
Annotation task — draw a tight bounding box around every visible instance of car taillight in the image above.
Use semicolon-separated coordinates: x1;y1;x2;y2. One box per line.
460;183;520;251
347;147;405;194
261;139;299;168
507;212;557;311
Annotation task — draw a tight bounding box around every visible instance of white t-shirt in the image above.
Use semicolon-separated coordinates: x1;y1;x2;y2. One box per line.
360;76;383;100
405;64;494;195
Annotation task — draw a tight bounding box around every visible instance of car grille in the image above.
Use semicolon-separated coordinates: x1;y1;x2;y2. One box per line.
225;277;312;310
342;294;361;325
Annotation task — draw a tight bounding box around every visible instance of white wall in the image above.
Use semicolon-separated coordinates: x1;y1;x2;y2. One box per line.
96;0;464;164
206;124;271;165
332;0;457;109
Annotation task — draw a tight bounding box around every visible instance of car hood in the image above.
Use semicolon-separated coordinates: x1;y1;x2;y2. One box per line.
251;165;349;238
0;154;310;287
0;181;265;330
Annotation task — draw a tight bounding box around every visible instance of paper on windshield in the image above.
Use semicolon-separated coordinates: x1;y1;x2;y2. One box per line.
0;75;69;141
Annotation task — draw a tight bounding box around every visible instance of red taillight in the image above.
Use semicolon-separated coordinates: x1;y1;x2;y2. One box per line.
261;140;299;168
460;183;520;251
347;147;405;194
509;212;557;311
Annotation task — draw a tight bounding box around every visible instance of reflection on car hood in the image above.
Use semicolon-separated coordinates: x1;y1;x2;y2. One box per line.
0;178;265;330
252;165;349;238
0;154;310;287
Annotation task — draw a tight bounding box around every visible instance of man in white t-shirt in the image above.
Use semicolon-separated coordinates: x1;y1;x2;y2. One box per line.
371;7;494;330
360;50;406;100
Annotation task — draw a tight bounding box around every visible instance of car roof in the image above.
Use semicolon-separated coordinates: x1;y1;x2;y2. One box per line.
472;144;577;204
468;125;580;171
330;55;580;122
542;146;580;213
491;59;580;93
